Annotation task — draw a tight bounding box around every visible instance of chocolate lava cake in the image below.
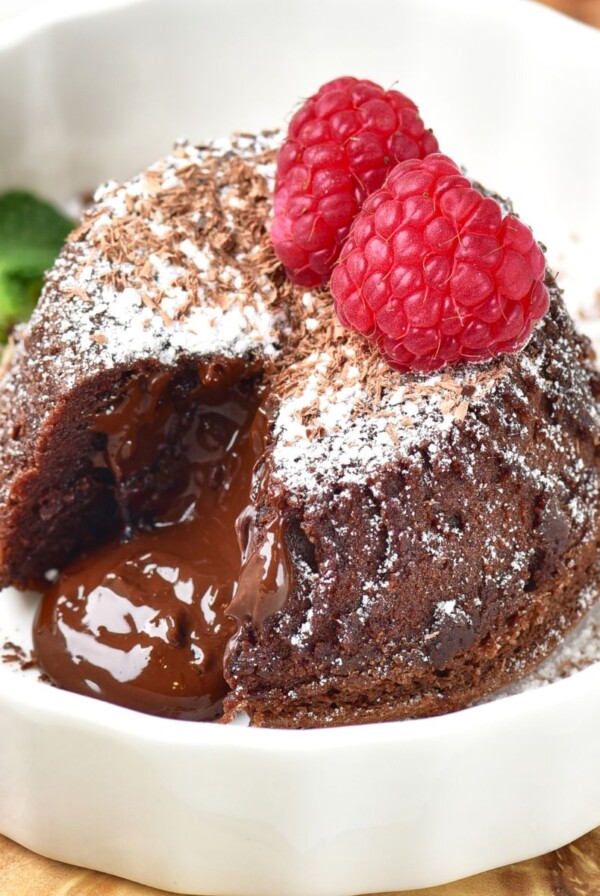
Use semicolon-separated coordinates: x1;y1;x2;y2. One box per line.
0;133;599;727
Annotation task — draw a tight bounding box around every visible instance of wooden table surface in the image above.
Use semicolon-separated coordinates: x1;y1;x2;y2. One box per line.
2;826;600;896
540;0;600;26
2;0;600;893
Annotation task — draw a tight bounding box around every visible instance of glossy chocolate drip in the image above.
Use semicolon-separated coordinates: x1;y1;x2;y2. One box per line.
34;540;237;720
34;360;268;720
228;464;293;629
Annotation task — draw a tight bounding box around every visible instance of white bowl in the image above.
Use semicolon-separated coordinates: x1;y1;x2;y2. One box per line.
2;1;600;893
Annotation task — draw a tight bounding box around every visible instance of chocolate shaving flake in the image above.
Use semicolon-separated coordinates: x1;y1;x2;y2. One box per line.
439;398;456;415
64;287;92;303
140;292;157;312
454;401;470;422
213;231;237;255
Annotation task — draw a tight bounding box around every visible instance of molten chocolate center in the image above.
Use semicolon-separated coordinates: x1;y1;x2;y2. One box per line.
33;360;272;721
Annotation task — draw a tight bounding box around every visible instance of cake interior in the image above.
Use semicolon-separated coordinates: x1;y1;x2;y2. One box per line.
33;357;268;719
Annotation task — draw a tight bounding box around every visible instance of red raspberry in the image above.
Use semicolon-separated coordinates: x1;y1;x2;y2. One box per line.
271;77;439;287
330;153;550;373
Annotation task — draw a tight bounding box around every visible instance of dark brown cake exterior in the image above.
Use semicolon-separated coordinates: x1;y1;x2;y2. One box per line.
224;287;600;727
0;133;599;728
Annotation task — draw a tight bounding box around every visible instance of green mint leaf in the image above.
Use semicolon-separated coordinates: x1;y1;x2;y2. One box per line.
0;191;73;341
0;272;43;343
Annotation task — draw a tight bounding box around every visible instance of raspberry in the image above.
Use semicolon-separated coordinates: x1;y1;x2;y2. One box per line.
271;77;439;287
330;153;550;373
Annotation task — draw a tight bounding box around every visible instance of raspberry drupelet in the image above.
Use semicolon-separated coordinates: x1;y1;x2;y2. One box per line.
270;76;439;287
330;153;550;372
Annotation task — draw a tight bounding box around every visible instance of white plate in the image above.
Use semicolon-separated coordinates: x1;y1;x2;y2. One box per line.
2;1;600;893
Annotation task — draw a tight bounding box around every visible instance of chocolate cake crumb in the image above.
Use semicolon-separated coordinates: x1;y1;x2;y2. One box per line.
2;640;36;671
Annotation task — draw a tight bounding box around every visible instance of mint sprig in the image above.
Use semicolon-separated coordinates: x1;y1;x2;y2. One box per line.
0;191;73;342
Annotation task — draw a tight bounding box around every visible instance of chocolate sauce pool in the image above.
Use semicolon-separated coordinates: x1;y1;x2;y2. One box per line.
34;361;274;720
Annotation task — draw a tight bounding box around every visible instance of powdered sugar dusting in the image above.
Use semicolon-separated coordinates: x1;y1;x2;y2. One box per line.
36;131;286;388
272;355;504;494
